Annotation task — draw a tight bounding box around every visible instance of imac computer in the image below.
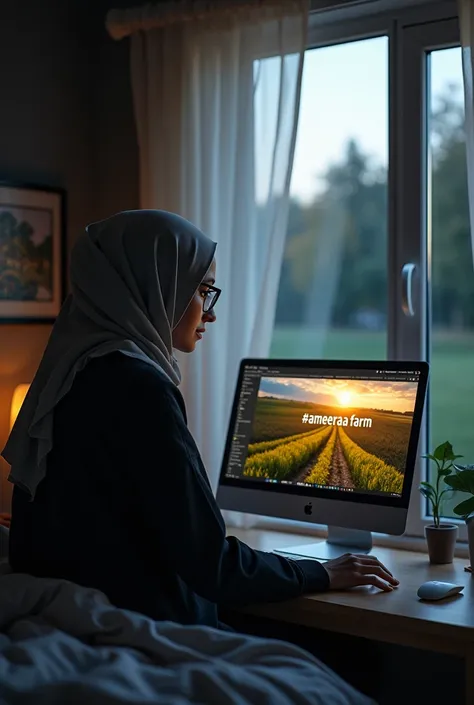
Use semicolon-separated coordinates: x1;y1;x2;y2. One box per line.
216;358;429;560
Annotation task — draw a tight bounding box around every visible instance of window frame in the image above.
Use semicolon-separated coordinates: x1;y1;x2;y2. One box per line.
229;0;470;551
397;15;467;541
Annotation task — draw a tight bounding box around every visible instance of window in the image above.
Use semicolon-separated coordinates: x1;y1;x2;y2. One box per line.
427;47;474;516
267;5;472;540
271;37;388;360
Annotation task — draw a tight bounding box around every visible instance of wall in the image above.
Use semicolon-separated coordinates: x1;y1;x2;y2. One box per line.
0;0;115;511
95;0;142;216
94;17;139;219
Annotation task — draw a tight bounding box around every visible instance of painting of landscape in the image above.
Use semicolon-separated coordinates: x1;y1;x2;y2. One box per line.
0;184;64;321
243;376;418;495
0;207;53;302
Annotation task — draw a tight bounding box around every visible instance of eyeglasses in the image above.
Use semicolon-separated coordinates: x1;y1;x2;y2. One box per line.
202;284;221;312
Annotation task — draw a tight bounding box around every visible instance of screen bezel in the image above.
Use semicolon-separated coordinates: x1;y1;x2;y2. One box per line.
218;358;429;509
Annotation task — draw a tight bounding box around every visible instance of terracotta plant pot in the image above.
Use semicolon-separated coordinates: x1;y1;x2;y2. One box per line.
425;524;458;564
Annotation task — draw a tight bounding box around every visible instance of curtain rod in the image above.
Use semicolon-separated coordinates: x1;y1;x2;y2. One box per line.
106;0;309;40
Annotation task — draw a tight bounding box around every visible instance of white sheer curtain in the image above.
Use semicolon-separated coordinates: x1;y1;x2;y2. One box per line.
106;1;309;492
459;0;474;267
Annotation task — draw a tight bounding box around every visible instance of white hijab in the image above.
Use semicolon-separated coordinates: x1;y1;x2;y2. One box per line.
1;209;217;500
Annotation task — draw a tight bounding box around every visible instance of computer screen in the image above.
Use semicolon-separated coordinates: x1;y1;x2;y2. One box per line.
218;359;428;510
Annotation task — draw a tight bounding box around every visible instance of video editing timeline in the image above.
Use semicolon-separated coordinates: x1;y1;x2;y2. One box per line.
224;364;421;497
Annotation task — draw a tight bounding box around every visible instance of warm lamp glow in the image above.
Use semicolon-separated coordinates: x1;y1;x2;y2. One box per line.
10;384;30;431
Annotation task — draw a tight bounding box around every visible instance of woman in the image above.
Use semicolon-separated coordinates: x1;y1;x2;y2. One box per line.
2;210;397;627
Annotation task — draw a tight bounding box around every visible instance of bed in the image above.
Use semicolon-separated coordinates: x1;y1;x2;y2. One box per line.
0;555;375;705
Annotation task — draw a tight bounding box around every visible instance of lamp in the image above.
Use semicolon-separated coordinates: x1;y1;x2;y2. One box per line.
10;384;30;431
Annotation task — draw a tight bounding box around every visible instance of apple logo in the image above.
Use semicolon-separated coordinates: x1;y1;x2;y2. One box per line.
304;502;313;515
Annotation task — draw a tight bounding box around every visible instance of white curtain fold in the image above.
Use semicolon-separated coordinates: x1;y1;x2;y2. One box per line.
124;0;308;490
459;0;474;268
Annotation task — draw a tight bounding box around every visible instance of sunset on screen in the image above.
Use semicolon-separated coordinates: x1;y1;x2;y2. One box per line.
336;390;353;407
258;376;417;414
242;374;419;497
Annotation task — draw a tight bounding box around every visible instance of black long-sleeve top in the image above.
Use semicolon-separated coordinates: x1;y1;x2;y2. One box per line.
9;352;329;626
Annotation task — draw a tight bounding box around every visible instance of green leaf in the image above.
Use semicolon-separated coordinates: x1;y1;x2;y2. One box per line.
453;496;474;519
445;469;474;495
422;453;439;464
438;467;453;477
420;481;435;489
444;474;460;490
433;441;455;462
420;486;435;502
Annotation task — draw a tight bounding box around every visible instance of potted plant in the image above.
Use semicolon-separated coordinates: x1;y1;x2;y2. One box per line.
419;441;462;564
444;463;474;568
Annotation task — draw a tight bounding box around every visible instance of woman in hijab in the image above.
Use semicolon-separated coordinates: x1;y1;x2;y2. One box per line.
2;210;397;627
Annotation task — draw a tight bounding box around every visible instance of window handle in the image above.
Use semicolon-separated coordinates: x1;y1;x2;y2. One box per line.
401;263;416;317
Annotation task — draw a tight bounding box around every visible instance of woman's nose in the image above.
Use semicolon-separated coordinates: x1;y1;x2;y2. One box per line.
203;308;216;323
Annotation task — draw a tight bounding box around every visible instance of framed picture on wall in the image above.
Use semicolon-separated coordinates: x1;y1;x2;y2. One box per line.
0;182;66;322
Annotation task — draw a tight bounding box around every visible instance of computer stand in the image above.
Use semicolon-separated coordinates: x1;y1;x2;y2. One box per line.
274;526;373;561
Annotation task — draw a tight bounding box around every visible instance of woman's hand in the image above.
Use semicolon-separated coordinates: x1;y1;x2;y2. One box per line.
0;513;11;529
323;553;399;592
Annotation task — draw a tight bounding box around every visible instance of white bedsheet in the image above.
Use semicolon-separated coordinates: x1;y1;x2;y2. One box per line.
0;568;376;704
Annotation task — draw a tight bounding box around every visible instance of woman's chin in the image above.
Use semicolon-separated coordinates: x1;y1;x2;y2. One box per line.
173;340;197;354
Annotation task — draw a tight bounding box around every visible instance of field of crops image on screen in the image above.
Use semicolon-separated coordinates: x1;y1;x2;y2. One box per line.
240;375;418;496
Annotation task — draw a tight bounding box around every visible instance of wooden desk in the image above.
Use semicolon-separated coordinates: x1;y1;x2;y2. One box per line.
229;528;474;704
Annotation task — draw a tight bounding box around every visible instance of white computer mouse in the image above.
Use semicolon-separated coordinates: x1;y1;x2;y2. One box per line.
417;580;464;601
